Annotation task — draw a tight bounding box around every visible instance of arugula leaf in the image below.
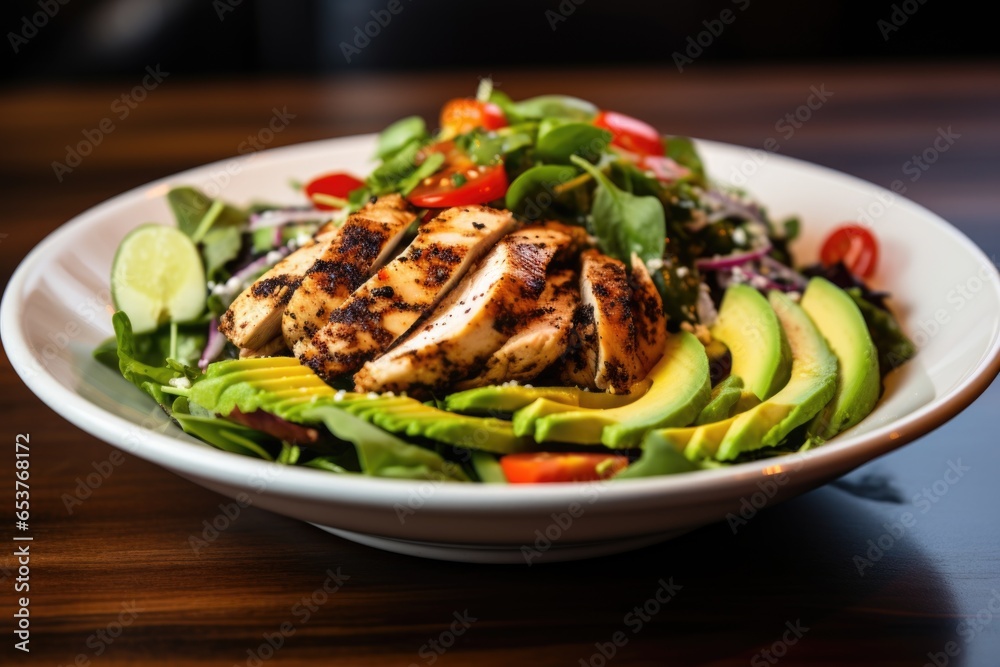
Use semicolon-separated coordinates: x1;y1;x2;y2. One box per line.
535;119;611;164
113;311;183;389
376;116;428;160
505;164;579;220
367;140;423;195
570;155;666;264
665;136;706;185
397;152;445;195
846;288;917;376
304;405;470;482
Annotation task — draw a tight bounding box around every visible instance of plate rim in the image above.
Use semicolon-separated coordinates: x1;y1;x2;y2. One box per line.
3;133;1000;512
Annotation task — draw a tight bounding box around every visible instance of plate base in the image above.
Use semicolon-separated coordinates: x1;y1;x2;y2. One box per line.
311;524;692;564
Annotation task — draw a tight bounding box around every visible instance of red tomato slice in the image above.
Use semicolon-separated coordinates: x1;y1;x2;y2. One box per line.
440;98;507;137
820;224;879;278
407;162;508;208
594;110;664;156
500;452;629;484
304;172;364;210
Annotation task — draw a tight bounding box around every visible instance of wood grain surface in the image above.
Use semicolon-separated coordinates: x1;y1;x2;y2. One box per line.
2;64;1000;666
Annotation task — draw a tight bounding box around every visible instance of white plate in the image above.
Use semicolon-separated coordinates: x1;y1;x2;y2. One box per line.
4;135;999;564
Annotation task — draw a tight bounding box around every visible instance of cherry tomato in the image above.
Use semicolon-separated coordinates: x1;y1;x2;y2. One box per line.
594;110;664;156
407;162;508;208
440;98;507;137
500;452;629;484
304;172;364;210
819;224;879;278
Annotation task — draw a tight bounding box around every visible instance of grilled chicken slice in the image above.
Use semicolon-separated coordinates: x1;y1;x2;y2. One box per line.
239;337;288;358
560;249;644;393
629;253;667;376
354;226;575;394
297;205;515;380
219;233;335;350
454;268;579;390
281;195;415;347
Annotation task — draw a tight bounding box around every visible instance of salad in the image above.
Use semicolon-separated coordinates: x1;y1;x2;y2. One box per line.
96;81;915;484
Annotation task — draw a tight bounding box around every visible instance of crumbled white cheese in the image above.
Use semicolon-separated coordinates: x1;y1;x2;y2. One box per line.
676;266;689;278
787;291;802;302
646;257;665;272
333;390;347;402
695;283;719;328
367;392;379;399
265;249;284;264
732;227;747;246
168;377;191;389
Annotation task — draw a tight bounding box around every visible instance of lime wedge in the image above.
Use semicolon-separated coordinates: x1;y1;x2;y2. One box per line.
111;224;207;333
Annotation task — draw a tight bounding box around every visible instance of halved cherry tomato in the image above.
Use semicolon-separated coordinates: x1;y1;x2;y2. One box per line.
500;452;629;484
820;224;879;278
407;162;508;208
440;98;507;138
594;110;664;156
304;172;364;210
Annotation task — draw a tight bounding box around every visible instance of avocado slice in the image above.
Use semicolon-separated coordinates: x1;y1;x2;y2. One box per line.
641;291;838;462
711;284;791;403
800;277;880;440
188;358;524;454
337;394;528;454
714;291;837;460
513;331;711;448
693;375;745;425
443;383;648;415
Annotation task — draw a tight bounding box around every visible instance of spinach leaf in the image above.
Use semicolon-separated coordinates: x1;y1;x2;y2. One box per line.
305;405;470;482
665;136;706;186
375;116;428;160
171;396;276;461
846;288;917;376
200;225;242;278
535;119;611;164
166;186;245;238
570;155;666;264
503;95;598;122
505;164;579;220
112;311;183;389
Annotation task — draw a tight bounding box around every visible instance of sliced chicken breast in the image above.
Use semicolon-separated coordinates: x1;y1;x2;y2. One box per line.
354;226;575;393
281;195;415;347
560;249;643;393
297;205;515;380
239;337;288;358
454;268;580;390
219;235;333;350
629;253;667;376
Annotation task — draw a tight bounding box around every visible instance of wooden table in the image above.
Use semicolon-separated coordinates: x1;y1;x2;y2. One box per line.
2;65;999;666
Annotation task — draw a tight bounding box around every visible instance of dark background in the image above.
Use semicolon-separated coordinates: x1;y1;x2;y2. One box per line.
1;0;994;81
